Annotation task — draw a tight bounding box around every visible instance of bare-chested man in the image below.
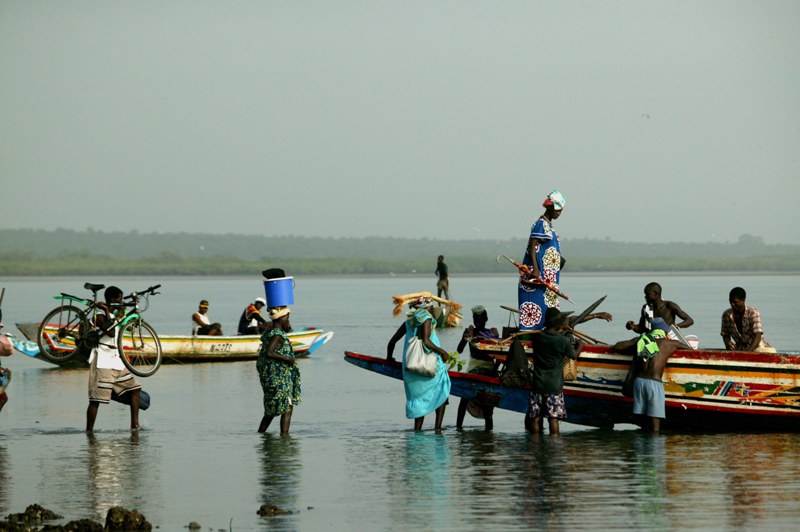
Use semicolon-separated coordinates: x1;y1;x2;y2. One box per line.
625;282;694;334
613;324;687;432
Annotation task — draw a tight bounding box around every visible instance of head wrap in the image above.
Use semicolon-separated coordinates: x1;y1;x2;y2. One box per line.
637;329;666;360
268;306;291;320
199;300;209;309
409;296;434;310
542;189;566;211
255;297;267;306
471;305;486;316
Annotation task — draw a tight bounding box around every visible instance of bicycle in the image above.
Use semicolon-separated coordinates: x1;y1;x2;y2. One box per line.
36;283;163;377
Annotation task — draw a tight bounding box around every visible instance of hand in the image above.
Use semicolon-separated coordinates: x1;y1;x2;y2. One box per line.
595;312;613;322
625;321;635;331
440;351;449;363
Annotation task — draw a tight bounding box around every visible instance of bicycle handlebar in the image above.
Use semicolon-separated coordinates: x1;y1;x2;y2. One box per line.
123;284;162;301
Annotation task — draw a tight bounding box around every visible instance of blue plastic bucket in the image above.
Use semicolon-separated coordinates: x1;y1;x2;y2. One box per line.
264;277;295;307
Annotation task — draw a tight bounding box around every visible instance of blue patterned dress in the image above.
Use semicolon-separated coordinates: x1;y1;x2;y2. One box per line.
402;309;451;419
257;328;301;416
518;216;562;331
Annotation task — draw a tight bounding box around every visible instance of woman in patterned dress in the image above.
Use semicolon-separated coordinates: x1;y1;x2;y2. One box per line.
257;306;301;433
518;190;566;331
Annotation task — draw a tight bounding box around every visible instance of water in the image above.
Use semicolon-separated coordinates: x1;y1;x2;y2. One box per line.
1;274;800;530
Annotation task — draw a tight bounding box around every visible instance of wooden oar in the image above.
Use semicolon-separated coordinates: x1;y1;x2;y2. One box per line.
496;254;575;305
572;328;609;346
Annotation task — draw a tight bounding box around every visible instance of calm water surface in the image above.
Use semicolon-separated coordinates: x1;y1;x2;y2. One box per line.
1;274;799;530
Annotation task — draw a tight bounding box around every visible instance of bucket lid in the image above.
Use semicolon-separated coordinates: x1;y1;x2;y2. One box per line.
262;268;286;279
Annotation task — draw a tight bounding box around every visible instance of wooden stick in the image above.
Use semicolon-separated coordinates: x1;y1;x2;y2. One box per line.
572;328;609;345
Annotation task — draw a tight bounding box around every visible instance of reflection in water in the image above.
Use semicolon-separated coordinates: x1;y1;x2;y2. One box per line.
388;432;451;530
87;431;150;521
258;434;301;515
0;444;7;513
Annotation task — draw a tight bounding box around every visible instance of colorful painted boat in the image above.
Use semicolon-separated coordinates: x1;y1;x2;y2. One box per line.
344;343;800;431
15;322;334;366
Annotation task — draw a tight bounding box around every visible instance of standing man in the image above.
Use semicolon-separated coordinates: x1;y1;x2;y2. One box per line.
721;286;775;352
238;297;269;335
626;282;694;337
86;286;141;432
527;308;583;435
613;323;686;432
435;255;450;301
455;305;499;431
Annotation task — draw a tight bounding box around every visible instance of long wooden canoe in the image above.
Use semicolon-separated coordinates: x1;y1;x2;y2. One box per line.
344;343;800;431
16;322;334;365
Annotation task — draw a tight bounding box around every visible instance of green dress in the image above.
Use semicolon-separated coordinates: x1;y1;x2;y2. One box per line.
257;328;301;416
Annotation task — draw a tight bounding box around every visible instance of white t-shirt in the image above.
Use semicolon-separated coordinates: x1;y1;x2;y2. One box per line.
87;309;126;370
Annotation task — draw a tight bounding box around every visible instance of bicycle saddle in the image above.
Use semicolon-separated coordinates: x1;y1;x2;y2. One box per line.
84;283;105;293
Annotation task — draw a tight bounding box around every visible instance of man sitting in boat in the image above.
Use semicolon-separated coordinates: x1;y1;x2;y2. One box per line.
721;286;775;353
455;305;499;431
626;282;694;340
192;300;223;336
238;297;269;336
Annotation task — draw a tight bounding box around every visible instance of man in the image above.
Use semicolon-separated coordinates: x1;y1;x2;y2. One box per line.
527;307;583;435
613;323;686;432
455;305;499;431
192;299;223;336
721;286;775;352
626;282;694;338
435;255;450;301
86;286;141;432
238;297;269;335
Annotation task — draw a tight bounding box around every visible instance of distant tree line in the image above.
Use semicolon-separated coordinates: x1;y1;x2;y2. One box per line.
1;229;799;276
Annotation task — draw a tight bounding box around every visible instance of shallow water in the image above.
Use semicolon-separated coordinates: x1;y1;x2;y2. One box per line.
1;274;799;529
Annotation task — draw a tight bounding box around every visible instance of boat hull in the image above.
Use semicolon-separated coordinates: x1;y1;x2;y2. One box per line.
345;345;800;432
16;322;333;365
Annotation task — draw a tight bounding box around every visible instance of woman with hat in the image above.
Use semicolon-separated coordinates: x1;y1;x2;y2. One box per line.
518;189;566;331
257;306;301;433
387;296;451;432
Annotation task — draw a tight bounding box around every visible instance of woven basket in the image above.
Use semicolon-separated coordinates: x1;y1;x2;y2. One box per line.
563;358;578;381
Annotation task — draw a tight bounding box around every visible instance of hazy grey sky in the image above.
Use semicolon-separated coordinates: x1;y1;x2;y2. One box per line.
2;1;798;244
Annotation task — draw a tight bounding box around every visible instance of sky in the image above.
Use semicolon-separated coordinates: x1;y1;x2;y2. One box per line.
1;1;799;245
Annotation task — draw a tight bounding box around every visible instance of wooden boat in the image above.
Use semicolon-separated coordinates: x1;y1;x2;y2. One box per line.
344;342;800;431
15;322;334;366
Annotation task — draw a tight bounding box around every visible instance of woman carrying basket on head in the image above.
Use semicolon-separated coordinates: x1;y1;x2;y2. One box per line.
387;296;451;432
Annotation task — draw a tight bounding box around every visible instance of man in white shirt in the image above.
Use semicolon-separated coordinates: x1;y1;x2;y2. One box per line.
86;286;142;432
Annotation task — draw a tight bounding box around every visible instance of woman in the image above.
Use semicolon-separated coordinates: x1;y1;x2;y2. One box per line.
518;189;566;331
257;306;301;433
387;296;451;432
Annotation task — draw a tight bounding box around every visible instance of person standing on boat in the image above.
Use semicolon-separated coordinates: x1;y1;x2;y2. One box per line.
86;286;142;432
192;300;223;336
257;306;301;433
435;255;450;302
238;297;269;335
527;308;583;435
387;295;451;432
613;322;686;432
626;282;694;337
721;287;775;353
455;305;500;431
518;190;565;331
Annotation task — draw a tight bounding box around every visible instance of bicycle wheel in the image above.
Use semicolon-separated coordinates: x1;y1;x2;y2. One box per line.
36;305;89;364
116;319;162;377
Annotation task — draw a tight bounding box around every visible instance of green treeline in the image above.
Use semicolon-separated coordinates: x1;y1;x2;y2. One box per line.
1;229;799;276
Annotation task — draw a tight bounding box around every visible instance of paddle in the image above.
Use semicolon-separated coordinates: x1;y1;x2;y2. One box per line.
495;254;575;305
569;295;607;328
